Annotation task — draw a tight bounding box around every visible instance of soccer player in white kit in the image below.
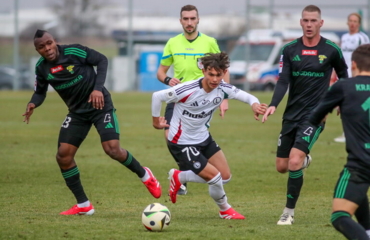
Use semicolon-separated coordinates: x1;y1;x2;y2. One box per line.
151;52;267;219
334;12;369;143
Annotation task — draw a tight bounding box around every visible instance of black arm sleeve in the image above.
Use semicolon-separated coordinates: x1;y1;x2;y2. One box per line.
270;50;290;107
309;81;344;125
333;49;348;79
84;46;108;91
29;72;48;107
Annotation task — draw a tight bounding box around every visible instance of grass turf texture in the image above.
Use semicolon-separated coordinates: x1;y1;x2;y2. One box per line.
0;91;354;240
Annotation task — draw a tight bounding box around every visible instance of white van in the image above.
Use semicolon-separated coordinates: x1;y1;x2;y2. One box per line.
228;29;340;91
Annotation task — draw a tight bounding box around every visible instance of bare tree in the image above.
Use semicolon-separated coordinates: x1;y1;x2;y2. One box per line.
49;0;108;37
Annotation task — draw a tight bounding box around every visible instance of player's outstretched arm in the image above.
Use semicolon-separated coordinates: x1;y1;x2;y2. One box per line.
22;103;36;124
252;103;267;121
262;106;276;123
152;116;169;129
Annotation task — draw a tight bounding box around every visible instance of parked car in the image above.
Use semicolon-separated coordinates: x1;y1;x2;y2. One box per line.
0;66;32;90
228;29;340;91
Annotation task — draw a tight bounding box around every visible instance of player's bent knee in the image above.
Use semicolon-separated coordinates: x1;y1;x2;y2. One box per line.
276;165;288;173
222;174;232;184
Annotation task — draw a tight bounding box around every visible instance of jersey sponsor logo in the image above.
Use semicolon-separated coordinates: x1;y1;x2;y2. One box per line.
50;65;64;73
292;71;324;77
66;65;75;74
302;50;317;55
190;101;199;107
213;97;222;105
318;55;327;64
182;109;213;119
54;75;83;90
197;58;204;69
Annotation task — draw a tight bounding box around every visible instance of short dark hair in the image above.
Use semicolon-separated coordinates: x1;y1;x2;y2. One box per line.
201;52;230;72
180;5;198;17
302;5;321;17
352;44;370;72
34;29;48;39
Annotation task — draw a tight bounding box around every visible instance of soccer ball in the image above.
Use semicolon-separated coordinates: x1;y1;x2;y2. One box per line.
142;203;171;231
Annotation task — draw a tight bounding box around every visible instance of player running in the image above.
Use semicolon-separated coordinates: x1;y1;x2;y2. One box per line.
262;5;348;225
156;4;230;195
309;44;370;240
152;52;267;219
23;30;161;215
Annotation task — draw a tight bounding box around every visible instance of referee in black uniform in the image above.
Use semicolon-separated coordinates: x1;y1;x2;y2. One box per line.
262;5;348;225
309;44;370;240
22;30;161;215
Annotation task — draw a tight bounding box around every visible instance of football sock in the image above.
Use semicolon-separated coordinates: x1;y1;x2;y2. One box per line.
77;200;90;208
286;169;303;209
140;169;150;182
119;151;146;178
355;196;370;230
222;175;232;185
179;170;206;184
283;207;294;216
208;172;231;211
61;166;88;204
331;211;369;240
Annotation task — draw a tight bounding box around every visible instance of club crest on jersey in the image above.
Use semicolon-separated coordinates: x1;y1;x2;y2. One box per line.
66;65;75;74
197;58;204;69
213;97;222;105
318;55;327;64
50;65;64;74
104;113;111;123
302;50;317;55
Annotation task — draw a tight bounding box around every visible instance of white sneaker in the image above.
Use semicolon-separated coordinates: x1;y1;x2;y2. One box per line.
334;135;345;143
302;154;312;169
277;213;294;225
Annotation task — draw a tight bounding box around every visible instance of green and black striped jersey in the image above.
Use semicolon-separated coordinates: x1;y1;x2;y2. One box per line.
31;44;113;113
270;37;348;121
310;76;370;172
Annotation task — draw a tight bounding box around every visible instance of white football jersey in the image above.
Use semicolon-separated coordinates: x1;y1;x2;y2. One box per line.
152;78;259;145
341;31;370;76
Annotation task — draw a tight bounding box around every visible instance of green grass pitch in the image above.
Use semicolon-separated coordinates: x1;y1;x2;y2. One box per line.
0;91;352;239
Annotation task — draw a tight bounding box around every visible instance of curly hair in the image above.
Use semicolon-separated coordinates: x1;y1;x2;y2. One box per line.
201;52;230;72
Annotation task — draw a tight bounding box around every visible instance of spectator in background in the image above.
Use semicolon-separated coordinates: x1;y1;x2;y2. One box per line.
334;12;369;143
